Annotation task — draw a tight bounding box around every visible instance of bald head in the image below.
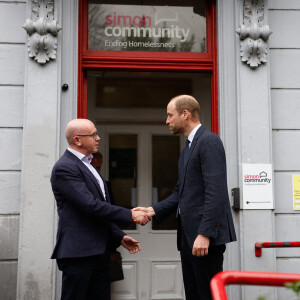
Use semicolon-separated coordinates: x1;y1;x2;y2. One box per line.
170;95;200;121
65;119;95;145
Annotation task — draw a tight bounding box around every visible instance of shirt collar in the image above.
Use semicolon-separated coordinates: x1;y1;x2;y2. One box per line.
187;124;201;144
67;147;93;163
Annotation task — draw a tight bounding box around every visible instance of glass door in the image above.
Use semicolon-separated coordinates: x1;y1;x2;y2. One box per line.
98;125;184;300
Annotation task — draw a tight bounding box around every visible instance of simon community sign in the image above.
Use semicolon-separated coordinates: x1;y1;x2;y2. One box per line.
242;164;274;209
89;4;206;52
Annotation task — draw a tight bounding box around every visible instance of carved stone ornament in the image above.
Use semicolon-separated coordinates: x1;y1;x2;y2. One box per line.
23;0;62;64
236;0;272;68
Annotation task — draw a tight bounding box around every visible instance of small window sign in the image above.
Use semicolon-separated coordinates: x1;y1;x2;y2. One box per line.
242;164;274;209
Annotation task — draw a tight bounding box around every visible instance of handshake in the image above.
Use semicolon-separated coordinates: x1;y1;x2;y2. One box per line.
122;207;156;254
131;206;156;225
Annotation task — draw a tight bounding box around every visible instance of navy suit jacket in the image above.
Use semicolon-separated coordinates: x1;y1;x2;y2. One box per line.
50;150;132;259
153;126;236;249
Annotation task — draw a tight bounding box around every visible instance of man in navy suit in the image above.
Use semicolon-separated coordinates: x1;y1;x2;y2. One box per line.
134;95;236;300
51;118;150;300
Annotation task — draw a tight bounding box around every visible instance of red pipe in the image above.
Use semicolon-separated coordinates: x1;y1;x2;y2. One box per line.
255;241;300;257
210;271;300;300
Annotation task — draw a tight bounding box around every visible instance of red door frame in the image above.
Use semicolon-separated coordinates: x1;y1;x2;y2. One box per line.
78;0;219;134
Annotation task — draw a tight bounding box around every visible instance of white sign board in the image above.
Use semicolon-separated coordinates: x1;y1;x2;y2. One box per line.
242;164;274;209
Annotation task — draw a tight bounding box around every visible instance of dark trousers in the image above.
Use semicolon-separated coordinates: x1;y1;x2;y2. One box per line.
180;230;225;300
57;252;111;300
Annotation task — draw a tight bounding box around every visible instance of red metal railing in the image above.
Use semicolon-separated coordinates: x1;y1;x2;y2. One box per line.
210;270;300;300
255;241;300;257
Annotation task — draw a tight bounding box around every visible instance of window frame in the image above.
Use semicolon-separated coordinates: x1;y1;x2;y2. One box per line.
78;0;219;133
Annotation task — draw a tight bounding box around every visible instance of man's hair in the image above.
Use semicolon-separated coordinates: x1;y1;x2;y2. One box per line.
171;95;200;120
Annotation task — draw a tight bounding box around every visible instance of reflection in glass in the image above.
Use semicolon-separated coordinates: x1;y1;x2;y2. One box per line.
87;70;212;131
109;134;137;230
87;70;212;130
89;0;206;53
92;75;192;109
152;135;180;230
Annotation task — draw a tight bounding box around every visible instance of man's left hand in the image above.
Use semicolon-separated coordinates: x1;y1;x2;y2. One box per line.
121;236;141;254
192;234;210;257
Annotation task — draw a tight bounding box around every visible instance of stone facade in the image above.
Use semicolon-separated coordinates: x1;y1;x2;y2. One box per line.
0;1;299;299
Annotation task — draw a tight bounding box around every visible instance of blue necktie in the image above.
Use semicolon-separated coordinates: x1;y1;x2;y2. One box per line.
183;139;190;166
177;139;190;217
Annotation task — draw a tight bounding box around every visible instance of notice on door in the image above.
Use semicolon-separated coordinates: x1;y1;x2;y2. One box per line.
242;164;274;209
292;175;300;210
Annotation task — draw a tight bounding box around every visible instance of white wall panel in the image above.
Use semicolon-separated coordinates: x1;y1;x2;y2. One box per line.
269;0;300;9
274;172;298;213
269;11;300;48
277;259;300;300
0;0;26;2
0;129;22;170
271;90;300;129
0;45;25;85
0;261;17;300
273;131;300;170
270;50;300;88
0;2;26;43
0;216;19;259
0;87;24;127
275;215;300;257
0;172;21;214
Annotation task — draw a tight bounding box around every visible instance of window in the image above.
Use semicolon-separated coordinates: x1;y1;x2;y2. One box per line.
78;0;218;133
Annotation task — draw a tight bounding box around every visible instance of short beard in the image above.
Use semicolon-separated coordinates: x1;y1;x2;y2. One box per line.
170;126;182;135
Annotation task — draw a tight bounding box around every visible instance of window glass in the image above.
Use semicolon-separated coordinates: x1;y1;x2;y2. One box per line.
109;134;137;230
87;70;212;131
89;0;206;53
152;135;180;230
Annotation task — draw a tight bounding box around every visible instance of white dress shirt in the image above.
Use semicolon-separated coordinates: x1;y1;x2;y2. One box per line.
67;147;106;200
187;124;201;146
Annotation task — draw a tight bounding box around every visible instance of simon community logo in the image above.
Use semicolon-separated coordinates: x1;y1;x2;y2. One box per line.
103;10;191;48
244;171;271;184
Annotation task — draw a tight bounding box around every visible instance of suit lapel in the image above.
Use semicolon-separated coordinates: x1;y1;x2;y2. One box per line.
179;126;206;195
65;150;106;201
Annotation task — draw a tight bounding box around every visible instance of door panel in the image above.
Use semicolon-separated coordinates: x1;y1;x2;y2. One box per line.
98;125;184;300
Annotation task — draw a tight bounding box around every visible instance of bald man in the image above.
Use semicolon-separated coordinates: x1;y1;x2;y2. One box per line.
50;119;150;300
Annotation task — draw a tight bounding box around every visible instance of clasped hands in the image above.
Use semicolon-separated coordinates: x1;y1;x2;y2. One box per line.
121;207;155;254
131;206;155;226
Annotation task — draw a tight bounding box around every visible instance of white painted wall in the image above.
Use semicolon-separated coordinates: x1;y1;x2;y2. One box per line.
16;0;63;298
269;1;300;299
218;1;300;299
0;1;26;299
217;0;241;298
219;0;277;299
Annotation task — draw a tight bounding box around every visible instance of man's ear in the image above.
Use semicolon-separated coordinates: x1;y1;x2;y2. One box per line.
73;136;81;146
183;109;189;120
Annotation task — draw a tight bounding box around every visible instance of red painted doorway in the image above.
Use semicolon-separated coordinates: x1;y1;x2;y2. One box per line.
78;0;218;134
